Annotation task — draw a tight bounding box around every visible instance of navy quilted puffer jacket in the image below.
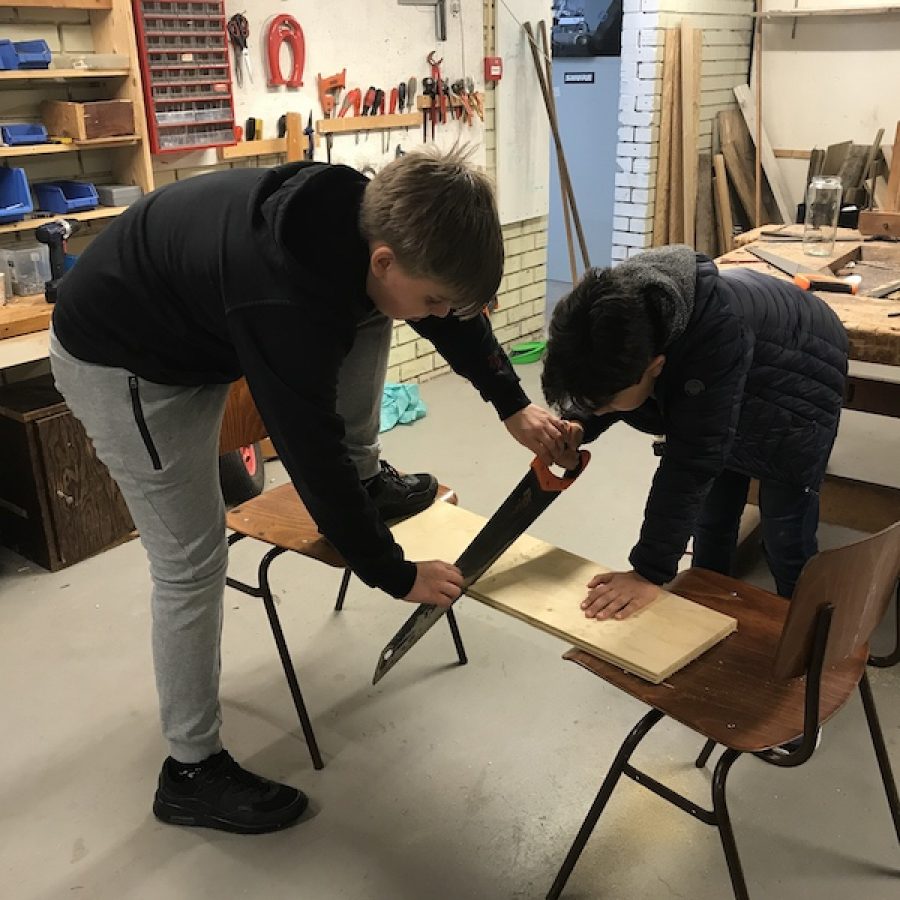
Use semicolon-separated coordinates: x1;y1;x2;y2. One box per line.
582;254;849;585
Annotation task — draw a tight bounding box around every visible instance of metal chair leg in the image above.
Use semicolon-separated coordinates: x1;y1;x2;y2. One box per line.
258;548;325;771
859;672;900;843
868;581;900;668
696;739;717;769
711;749;750;900
546;709;665;900
334;568;352;612
446;608;468;666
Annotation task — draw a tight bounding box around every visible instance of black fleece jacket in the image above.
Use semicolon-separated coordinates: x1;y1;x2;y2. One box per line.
572;255;848;586
53;162;530;598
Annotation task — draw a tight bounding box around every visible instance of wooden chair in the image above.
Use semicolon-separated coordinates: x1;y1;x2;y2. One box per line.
219;380;467;771
547;522;900;900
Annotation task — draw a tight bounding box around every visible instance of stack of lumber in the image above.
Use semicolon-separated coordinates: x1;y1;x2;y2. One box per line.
859;122;900;239
652;25;702;250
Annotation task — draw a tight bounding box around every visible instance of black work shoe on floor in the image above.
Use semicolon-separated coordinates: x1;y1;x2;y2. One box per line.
153;749;309;834
364;460;438;522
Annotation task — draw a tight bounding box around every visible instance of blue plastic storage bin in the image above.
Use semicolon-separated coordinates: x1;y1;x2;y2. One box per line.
0;167;33;223
33;180;99;214
0;39;17;70
12;39;51;69
0;123;49;145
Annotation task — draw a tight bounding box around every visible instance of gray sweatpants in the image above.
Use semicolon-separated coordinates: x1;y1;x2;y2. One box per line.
49;310;392;763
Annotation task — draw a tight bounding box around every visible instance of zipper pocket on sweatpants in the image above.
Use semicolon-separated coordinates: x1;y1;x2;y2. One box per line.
128;376;162;471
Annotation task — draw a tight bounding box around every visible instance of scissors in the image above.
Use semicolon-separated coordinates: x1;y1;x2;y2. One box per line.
227;13;252;87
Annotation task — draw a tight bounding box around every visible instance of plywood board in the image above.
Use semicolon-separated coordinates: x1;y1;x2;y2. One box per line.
713;154;733;253
733;84;794;224
696;152;716;257
392;503;737;684
680;28;702;246
667;29;684;244
652;28;679;247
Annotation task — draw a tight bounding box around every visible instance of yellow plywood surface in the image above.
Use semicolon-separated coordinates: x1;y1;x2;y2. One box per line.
392;503;737;684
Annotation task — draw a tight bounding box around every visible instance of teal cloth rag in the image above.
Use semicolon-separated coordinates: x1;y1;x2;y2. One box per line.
380;383;427;433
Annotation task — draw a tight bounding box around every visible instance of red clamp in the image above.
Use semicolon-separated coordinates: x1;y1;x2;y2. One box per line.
266;14;305;88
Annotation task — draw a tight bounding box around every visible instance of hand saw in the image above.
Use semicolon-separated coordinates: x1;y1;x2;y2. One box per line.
371;450;591;685
745;245;859;294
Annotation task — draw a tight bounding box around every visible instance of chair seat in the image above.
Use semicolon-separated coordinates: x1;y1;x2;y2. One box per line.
227;482;458;567
564;568;869;753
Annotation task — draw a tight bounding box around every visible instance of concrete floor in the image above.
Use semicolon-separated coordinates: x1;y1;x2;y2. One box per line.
0;365;897;900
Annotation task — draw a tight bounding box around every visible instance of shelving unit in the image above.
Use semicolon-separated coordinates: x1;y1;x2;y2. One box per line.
0;0;155;219
757;5;900;17
0;206;127;236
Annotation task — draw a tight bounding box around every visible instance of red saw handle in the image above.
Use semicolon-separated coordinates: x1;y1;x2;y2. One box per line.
530;449;590;491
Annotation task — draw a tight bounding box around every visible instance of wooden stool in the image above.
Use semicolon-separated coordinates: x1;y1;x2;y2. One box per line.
225;483;466;770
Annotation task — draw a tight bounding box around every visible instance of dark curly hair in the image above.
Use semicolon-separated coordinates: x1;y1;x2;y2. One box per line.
541;267;666;412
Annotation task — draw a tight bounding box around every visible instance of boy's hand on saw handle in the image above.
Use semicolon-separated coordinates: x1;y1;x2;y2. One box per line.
557;421;584;471
504;404;567;467
404;560;463;608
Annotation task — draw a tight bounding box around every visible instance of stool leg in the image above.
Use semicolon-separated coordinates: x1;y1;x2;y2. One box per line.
696;739;717;768
868;581;900;668
334;568;352;612
446;608;468;666
259;548;325;771
711;749;749;900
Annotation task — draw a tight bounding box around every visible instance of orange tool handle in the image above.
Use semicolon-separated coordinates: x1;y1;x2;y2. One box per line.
389;86;399;114
793;274;858;294
530;450;591;492
339;88;361;118
362;86;376;115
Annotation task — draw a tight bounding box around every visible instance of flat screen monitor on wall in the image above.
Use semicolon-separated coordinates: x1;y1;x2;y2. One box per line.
551;0;622;57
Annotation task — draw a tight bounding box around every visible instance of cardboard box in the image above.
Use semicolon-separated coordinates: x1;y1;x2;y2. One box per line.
40;99;135;141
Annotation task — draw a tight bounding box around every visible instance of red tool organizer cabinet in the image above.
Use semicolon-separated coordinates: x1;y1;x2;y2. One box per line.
132;0;236;154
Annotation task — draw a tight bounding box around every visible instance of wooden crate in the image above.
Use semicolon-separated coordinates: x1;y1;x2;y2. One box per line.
40;99;135;141
0;374;134;571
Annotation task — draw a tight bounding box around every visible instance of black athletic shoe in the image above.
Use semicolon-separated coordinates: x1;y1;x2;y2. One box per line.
365;460;438;522
153;749;309;834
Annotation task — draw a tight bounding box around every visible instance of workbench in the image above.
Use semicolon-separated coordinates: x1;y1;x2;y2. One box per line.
717;225;900;533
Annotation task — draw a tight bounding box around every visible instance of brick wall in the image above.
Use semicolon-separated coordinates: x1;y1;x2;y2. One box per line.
613;0;754;261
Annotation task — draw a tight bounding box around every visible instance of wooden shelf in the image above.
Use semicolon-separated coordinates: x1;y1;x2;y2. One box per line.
316;113;420;136
0;206;127;236
0;136;141;159
0;68;130;82
218;137;287;161
758;5;900;18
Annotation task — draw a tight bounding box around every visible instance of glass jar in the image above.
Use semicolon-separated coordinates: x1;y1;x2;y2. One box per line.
803;176;842;257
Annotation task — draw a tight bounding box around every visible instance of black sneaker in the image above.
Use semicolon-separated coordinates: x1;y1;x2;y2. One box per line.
364;460;438;522
153;749;309;834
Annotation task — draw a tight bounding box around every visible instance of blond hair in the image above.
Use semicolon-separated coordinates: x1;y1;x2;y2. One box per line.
359;146;503;317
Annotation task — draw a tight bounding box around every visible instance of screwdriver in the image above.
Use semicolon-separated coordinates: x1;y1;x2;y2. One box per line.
362;86;376;142
422;77;435;141
406;77;417;134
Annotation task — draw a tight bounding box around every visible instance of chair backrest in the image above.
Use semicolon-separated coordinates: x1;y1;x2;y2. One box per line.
219;378;268;455
773;521;900;679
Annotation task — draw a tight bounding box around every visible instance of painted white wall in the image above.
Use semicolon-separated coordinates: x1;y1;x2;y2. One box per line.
494;0;551;223
153;0;487;178
755;5;900;209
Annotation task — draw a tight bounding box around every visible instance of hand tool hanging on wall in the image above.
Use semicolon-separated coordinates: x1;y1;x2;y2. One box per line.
227;13;252;88
317;70;345;163
372;451;591;685
405;77;417;133
421;77;435;141
266;14;305;88
304;112;315;161
427;51;444;137
466;76;484;121
339;87;362;145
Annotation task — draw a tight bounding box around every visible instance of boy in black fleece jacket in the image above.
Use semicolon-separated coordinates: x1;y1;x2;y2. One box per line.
50;149;566;833
542;246;848;621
